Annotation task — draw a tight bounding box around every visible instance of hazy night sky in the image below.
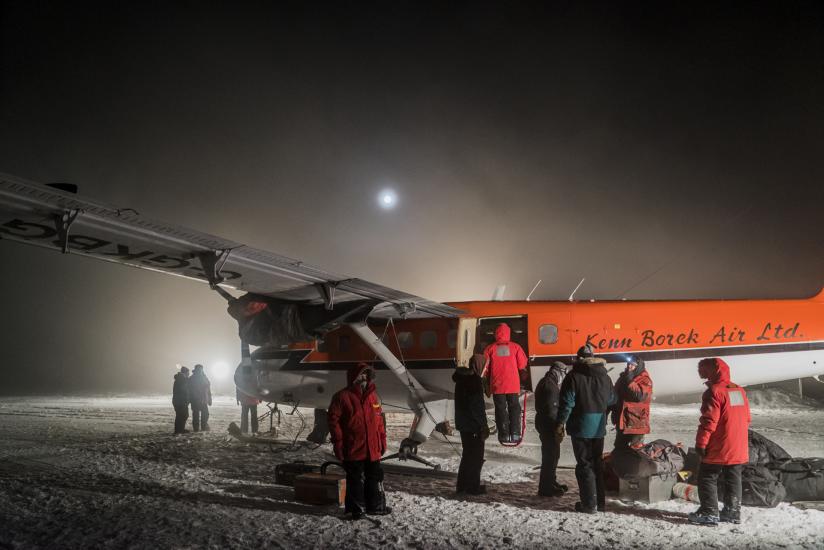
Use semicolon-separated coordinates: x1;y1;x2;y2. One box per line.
1;2;822;394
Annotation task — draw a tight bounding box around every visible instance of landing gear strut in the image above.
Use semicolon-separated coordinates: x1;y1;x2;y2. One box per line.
382;438;441;470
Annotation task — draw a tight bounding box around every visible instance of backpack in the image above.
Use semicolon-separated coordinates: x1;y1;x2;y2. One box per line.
770;458;824;502
610;439;687;479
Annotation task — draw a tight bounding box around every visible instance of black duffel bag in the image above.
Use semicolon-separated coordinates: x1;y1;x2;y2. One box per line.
770;458;824;501
748;430;791;466
717;465;786;507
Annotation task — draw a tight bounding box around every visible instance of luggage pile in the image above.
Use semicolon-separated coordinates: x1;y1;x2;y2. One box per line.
676;430;824;507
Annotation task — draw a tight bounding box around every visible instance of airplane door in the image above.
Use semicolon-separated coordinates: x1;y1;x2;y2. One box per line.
456;317;478;368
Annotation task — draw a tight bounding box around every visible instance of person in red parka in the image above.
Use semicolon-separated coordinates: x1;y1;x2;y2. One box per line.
611;354;652;449
327;362;390;519
483;323;528;443
689;357;751;526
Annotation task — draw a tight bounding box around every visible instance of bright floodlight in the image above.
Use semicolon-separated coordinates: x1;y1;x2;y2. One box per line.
212;361;230;381
378;189;397;209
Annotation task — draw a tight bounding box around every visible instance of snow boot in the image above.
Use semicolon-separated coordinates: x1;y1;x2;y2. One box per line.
719;508;741;524
574;502;597;514
688;511;719;526
366;506;392;516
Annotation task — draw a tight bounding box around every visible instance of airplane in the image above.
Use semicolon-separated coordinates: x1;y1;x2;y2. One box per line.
2;171;823;459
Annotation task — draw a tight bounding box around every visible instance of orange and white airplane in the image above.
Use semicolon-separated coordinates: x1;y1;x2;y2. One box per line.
2;172;823;455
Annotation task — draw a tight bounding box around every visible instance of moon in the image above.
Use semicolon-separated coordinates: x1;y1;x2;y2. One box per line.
378;189;397;209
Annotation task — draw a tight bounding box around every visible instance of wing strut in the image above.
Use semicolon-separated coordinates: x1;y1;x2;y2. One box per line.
347;321;453;457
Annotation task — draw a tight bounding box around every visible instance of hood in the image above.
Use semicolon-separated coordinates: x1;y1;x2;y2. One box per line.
572;356;608;377
698;357;730;385
625;362;647;382
548;361;568;388
469;353;487;377
494;323;511;343
346;362;374;386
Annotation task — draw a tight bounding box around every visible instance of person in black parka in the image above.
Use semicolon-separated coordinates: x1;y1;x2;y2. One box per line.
534;361;569;496
453;354;489;495
189;364;212;432
172;366;190;434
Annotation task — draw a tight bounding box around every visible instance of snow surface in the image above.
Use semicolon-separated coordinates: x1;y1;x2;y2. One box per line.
1;389;823;549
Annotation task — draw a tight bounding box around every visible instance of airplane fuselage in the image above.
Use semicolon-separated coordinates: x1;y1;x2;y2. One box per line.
238;292;824;414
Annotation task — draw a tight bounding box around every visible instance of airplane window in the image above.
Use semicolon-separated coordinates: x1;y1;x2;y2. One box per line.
539;324;558;344
421;330;437;349
338;334;351;352
447;329;457;349
397;331;414;349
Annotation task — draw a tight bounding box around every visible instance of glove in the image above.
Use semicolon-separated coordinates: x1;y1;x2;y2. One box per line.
555;423;566;441
480;425;490;441
696;447;706;460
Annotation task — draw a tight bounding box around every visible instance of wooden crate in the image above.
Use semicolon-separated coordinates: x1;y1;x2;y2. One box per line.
294;472;346;505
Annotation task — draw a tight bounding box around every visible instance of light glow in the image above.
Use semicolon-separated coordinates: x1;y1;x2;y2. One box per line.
377;189;397;209
212;361;230;381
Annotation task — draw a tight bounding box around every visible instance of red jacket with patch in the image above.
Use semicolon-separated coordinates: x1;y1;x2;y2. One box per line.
483;324;528;395
328;364;387;462
695;358;751;465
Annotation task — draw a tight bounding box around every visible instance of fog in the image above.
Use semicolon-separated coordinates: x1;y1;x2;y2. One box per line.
1;2;822;393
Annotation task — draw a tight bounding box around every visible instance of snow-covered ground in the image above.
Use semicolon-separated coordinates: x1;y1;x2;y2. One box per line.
1;389;823;549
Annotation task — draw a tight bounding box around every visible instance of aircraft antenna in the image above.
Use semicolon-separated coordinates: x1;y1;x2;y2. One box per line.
526;279;542;301
568;278;585;302
492;285;506;301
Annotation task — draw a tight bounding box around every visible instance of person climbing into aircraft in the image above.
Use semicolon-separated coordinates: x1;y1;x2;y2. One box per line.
236;388;260;434
172;366;190;434
688;357;751;526
556;344;616;513
534;360;569;497
483;322;528;444
189;364;212;432
611;354;653;449
453;353;490;495
328;362;391;520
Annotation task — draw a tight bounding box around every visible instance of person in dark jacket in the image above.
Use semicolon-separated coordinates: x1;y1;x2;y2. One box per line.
189;364;212;432
453;354;489;495
237;388;261;434
611;354;653;449
483;323;528;443
557;344;616;513
328;363;390;519
689;358;751;526
534;361;569;497
172;366;190;434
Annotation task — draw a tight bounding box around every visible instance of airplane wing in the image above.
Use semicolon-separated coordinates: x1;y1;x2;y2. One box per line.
0;172;461;319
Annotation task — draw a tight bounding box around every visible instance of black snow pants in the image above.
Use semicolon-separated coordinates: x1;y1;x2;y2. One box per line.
342;460;387;515
492;393;521;442
613;431;644;450
697;463;743;516
572;436;606;511
538;429;561;495
191;403;210;432
457;431;485;494
173;402;189;434
240;404;258;434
